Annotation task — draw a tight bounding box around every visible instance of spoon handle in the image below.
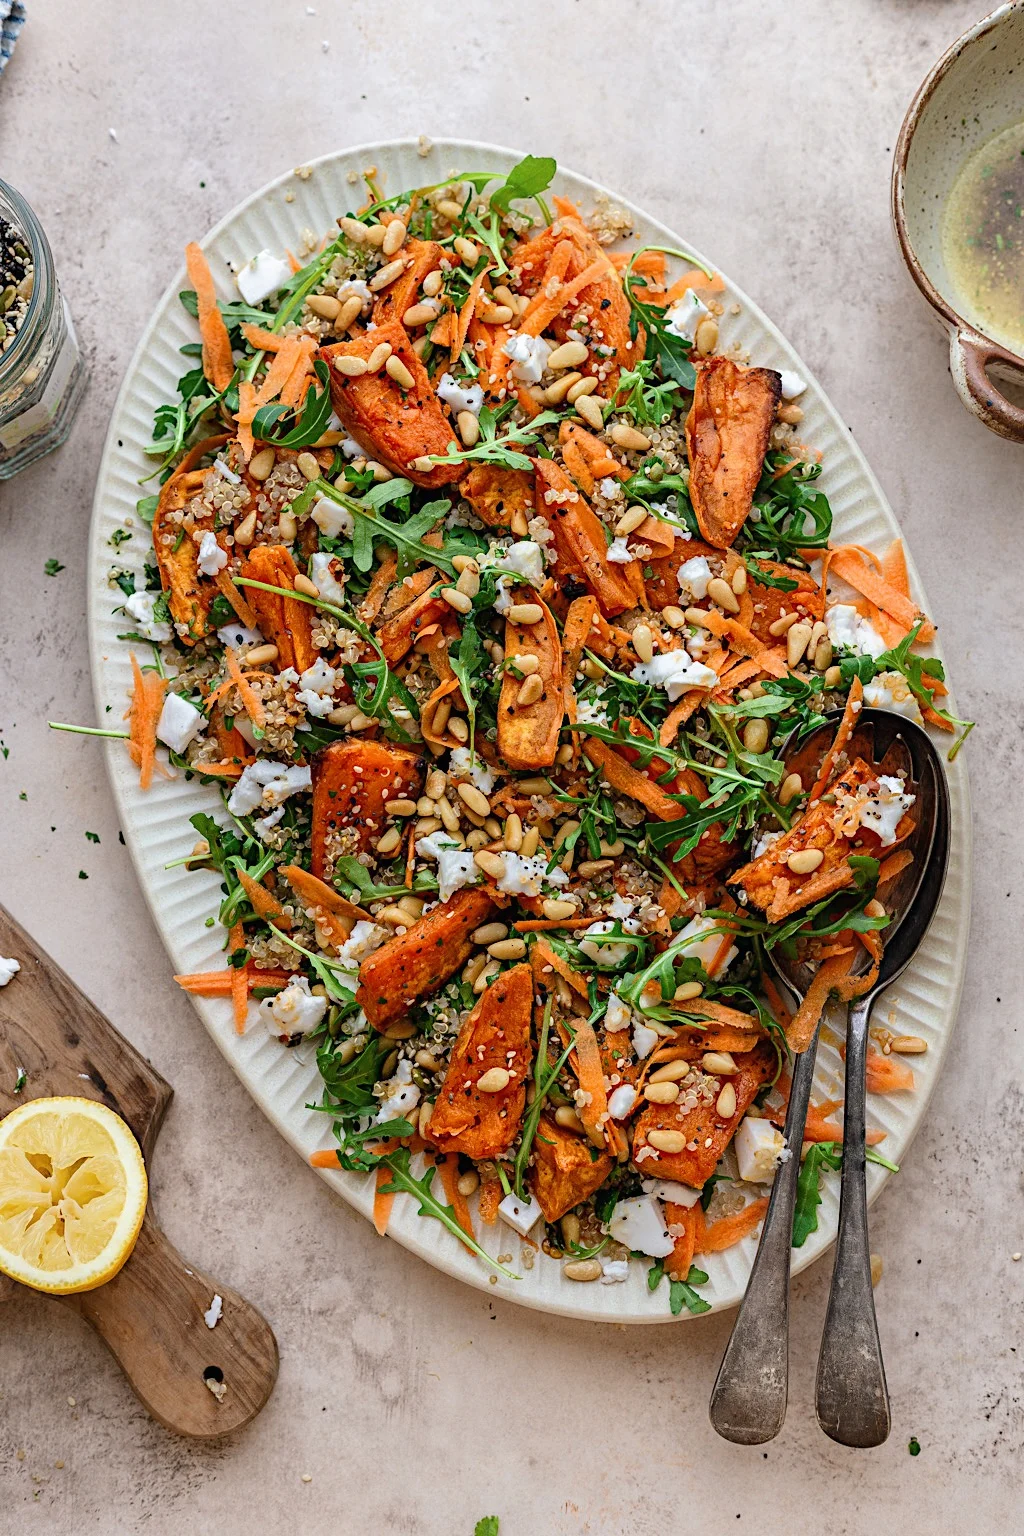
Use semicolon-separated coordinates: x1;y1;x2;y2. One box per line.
815;994;891;1447
709;1025;820;1444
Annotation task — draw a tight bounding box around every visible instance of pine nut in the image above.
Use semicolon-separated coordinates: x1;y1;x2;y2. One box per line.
369;258;407;292
542;898;576;921
650;1059;692;1084
328;703;360;725
599;839;625;856
543;371;582;404
521;826;540;857
472;922;508;945
778;402;804;425
277;511;297;542
451;555;479;575
516;674;544;707
364;224;389;248
768;611;800;637
560;1212;581;1247
615;505;648;536
808;620;827;652
441;587;473;614
456;564;480;598
473;960;501;994
492;283;518;308
386;355;415;390
293;572;320;598
644;1081;680;1105
474;849;506;880
547;340;589;369
411;456;435;474
422;768;445;800
457;1169;480;1197
716;1082;737;1118
366;341;393;373
510;508;530;536
504;813;524;851
577;859;613;877
448;717;469;743
337;216;369;243
296;451;320;482
566;376;598;403
732;565;748;595
234;510;258;546
377;903;412;926
610;423;652;451
695;317;719;355
488;937;527;960
307;294;341;320
436;198;464;221
632;624;654;663
241;643;279;667
415;816;442;836
248;447;276;480
703;1051;739;1075
517;778;552;797
412;333;429;358
403;302;437;327
786;622;813;668
456;409;480;448
388;798;417;817
507;602;543;625
742;718;770;754
462;952;488;985
375;826;403;855
787;848;824;874
647;1129;686;1154
870;1254;883;1288
813;638;833;672
515;653;540;674
891;1035;928;1054
336;294;364;332
437;796;461;833
554;1106;585;1133
575;394;605;430
382;219;407;257
778;772;804;807
477;1067;510;1093
454;236;480;266
673;980;703;1001
824;665;843;688
422;269;443;298
563;1259;603;1282
661;604;687;630
478;302;515;325
458;782;491;817
707;576;740;614
554;821;580;849
335;354;368;377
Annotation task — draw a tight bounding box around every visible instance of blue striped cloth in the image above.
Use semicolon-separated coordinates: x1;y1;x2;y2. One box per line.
0;2;25;76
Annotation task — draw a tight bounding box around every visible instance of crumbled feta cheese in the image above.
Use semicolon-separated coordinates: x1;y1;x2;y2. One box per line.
599;1259;630;1285
334;920;389;973
416;832;481;901
665;289;711;343
672;913;738;975
196;531;228;576
295;656;338;718
498;1190;543;1237
578;918;643;968
258;975;326;1036
484;539;545;588
308;552;345;607
608;1195;674;1258
677;555;712;600
604;993;631;1033
632;1023;659;1060
0;956;20;987
253;805;285;841
217;622;262;649
825;603;886;660
213;458;241;485
751;827;785;859
496;852;569;899
156;692;205;754
236;249;293;306
227;760;312;816
493;576;513;615
124;590;172;642
437;371;484;417
599;476;623;500
336;278;373;314
836;773;915;847
631;651;718;700
575;695;609;727
203;1293;224;1329
339;435;364;459
778;369;807;400
607;894;635;921
641;1178;702;1205
863;671;923;724
735;1118;787;1183
607;1083;637;1120
376;1058;421;1126
606;537;634;564
502;332;552;383
311;494;354;540
447;746;495;794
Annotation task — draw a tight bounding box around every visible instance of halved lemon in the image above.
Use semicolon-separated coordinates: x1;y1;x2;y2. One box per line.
0;1097;148;1294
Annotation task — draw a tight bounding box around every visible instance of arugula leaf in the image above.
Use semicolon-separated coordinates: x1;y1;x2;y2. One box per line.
450;617;487;757
793;1140;900;1247
744;555;799;592
317;1034;391;1117
647;1256;711;1314
489;154;556;215
428;406;562;472
475;1518;501;1536
623;246;710;390
251;359;334;448
136;494;159;526
379;1148;519;1278
607;359;686;426
742;456;833;561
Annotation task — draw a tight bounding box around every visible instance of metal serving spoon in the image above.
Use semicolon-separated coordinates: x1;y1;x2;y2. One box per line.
709;708;950;1447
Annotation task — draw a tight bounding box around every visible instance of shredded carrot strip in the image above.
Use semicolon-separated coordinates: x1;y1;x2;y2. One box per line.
568;1015;611;1150
228;921;249;1033
515;385;541;419
787;950;855;1053
185;242;234;393
236;379;257;462
126;653;166;791
695;610;789;677
285;248;302;274
194;760;249;778
531;939;589;998
761;973;794;1032
240;322;287;354
706;926;737;979
864;1049;916;1094
451;265;492;365
235;870;291;928
254;336;303;406
280;864;368;922
479;1177;502;1225
373;1164;396;1236
665;1201;700;1279
310;1149;341;1168
437;1155;476;1249
225;649;267;730
828;548;934;642
562;437;594;496
279;336;316;409
664;269;725;303
520;240;574;327
215;569;259;629
174;967;292;995
697;1197;770;1253
881;538;910;597
552;195;581;220
520;257;613;338
878;848;914;885
809;675;863;802
513;917;597;932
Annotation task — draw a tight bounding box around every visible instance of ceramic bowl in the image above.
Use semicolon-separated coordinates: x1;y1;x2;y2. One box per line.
893;2;1024;440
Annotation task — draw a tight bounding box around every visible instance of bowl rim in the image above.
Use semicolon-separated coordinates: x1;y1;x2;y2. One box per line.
891;0;1024;356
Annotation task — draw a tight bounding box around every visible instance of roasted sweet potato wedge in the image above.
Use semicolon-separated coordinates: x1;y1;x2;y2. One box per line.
356;887;498;1029
371;238;445;326
240;546;317;673
463;464;535;529
534;458;641;618
320;321;464;489
631;1040;776;1187
498;589;563;770
310;739;423;880
426;964;534;1159
745;559;824;644
377;582;451;664
152;465;214;643
685;358;782;548
643;535;721;611
529;1114;613;1222
729;757;913;921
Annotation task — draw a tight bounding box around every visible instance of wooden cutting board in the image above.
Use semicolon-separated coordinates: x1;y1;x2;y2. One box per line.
0;903;279;1437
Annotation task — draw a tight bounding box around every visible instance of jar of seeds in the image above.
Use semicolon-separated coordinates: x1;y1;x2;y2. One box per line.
0;178;87;478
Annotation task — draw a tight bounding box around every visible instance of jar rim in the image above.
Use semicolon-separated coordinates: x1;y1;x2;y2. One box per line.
0;177;56;385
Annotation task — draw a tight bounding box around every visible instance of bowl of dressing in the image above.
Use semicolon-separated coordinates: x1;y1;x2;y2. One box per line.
893;2;1024;441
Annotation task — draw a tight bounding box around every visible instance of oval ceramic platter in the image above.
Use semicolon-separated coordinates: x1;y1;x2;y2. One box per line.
88;139;971;1322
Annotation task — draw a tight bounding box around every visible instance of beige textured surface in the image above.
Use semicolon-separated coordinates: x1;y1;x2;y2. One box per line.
0;1;1017;1530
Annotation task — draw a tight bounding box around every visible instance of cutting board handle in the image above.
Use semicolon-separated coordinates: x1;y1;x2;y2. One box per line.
0;904;278;1437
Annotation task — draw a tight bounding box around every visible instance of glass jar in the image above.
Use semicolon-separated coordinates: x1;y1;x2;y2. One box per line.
0;178;88;478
